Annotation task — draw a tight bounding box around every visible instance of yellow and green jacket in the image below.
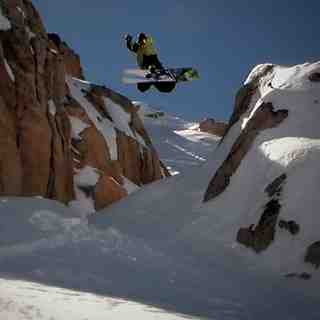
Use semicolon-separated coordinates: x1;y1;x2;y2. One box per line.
126;36;158;68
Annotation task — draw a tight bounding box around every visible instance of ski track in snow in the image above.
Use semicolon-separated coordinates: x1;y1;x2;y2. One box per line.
165;139;206;162
140;107;220;175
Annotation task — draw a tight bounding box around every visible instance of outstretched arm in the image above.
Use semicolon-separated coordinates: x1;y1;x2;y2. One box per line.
125;34;138;53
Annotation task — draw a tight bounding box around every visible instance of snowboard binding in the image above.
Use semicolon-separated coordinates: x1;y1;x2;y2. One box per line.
145;67;175;81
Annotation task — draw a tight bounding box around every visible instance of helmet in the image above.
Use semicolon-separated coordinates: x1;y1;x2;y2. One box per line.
137;32;147;43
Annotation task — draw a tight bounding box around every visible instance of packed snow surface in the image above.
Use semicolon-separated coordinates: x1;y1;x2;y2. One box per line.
0;277;190;320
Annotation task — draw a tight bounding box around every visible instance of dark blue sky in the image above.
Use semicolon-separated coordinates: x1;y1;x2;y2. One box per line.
33;0;319;121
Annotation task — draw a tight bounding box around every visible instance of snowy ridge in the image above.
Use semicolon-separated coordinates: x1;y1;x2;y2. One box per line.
4;58;15;82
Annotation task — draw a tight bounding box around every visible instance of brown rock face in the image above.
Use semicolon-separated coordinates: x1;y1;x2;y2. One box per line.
0;1;168;211
0;97;21;195
94;175;128;211
116;130;143;185
65;96;92;125
60;42;84;79
79;126;111;169
89;85;154;148
47;111;74;203
305;241;320;268
204;102;288;202
199;118;227;137
0;43;15;110
223;65;274;138
65;82;169;209
0;2;74;202
236;174;288;253
19;108;52;196
141;148;163;184
238;199;281;253
2;0;46;35
85;88;112;121
308;72;320;82
47;33;84;79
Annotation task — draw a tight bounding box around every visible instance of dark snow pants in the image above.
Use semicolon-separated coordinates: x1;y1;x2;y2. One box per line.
137;55;176;93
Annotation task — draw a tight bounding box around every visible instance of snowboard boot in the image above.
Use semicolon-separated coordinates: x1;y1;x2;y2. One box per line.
137;83;152;92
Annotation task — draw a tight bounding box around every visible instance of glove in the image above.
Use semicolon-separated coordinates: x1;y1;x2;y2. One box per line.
124;34;132;42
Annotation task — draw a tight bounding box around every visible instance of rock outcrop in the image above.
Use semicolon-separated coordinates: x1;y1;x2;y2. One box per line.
0;0;74;202
0;1;168;212
202;61;320;277
236;176;285;253
305;241;320;269
199;118;227;137
204;102;288;202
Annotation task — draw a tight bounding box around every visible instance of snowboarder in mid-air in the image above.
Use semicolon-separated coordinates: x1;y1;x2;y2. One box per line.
124;33;176;92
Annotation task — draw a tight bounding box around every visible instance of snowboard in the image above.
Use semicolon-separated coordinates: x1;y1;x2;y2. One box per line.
122;67;199;84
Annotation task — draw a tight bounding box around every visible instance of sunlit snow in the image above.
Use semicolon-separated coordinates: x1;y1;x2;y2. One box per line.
1;63;320;319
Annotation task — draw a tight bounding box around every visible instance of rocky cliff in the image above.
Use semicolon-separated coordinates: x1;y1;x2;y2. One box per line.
202;62;320;277
198;118;227;137
0;0;169;214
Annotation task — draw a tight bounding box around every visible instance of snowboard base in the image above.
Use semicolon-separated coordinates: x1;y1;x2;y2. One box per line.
122;67;199;85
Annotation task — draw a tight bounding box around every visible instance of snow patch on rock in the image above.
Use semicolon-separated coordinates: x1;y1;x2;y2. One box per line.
0;7;11;31
68;115;90;140
4;58;15;82
48;99;56;116
16;6;26;19
25;26;36;40
122;176;140;194
66;76;118;160
74;165;100;188
70;166;100;216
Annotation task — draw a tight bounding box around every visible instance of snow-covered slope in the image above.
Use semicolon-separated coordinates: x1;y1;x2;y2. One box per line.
93;62;320;276
1;196;319;320
0;198;201;319
0;277;189;320
134;101;220;175
199;62;320;275
2;62;320;320
90;62;320;312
